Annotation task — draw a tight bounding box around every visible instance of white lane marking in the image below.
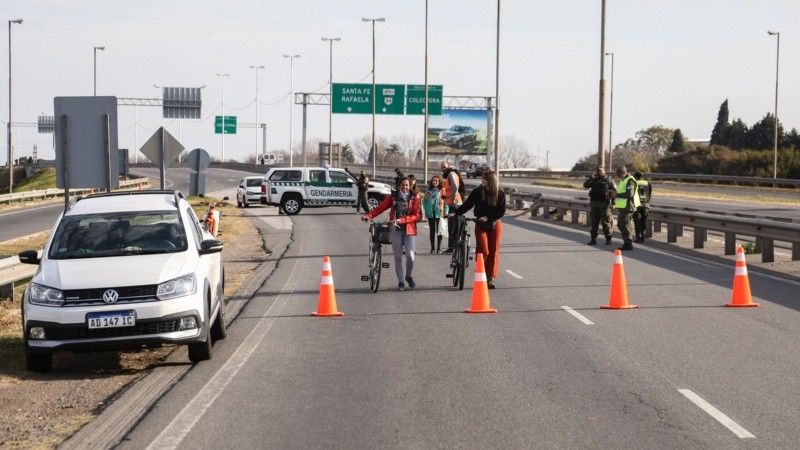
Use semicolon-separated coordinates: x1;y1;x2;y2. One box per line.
147;244;308;449
561;306;594;325
506;270;523;279
678;389;755;439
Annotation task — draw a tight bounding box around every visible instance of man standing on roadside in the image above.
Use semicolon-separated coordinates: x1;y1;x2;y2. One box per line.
356;170;371;214
612;165;640;251
583;166;616;245
633;171;652;243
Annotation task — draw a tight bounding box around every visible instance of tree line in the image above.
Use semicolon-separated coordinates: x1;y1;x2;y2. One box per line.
573;99;800;179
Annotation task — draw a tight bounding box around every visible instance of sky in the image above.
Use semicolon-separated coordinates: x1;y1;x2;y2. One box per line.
3;0;800;170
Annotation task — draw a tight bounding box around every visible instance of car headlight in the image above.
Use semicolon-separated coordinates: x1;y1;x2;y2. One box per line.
29;283;65;306
157;274;197;300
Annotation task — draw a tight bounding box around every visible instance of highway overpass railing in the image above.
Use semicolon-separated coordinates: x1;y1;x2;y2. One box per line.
519;192;800;263
0;178;150;205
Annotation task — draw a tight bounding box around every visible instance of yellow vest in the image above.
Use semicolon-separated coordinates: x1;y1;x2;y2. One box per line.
615;175;641;210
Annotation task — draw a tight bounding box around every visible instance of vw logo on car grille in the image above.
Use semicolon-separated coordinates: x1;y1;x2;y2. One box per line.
102;290;120;304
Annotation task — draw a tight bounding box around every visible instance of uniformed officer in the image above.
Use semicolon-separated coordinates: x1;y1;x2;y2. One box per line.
612;166;640;251
583;166;616;245
633;171;652;243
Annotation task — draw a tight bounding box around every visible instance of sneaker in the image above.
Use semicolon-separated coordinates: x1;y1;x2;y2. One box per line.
488;277;496;289
430;249;435;254
436;249;441;254
605;237;612;245
442;248;454;254
405;276;416;289
398;283;406;291
587;239;597;245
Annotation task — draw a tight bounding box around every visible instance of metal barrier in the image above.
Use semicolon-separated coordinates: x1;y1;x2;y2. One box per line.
0;178;149;205
523;193;800;263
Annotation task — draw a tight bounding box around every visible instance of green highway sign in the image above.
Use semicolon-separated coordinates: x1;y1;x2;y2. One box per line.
332;83;372;114
332;83;405;115
406;85;443;115
375;84;405;115
214;115;237;134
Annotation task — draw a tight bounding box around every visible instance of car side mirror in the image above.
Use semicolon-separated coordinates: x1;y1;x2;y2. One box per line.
199;239;224;255
18;249;40;265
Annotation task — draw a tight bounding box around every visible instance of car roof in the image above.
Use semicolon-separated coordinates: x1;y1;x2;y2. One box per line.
66;192;181;216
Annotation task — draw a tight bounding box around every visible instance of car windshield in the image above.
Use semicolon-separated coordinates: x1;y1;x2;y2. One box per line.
48;211;188;259
449;126;465;132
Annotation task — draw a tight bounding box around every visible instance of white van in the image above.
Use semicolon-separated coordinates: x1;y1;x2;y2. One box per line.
259;153;284;166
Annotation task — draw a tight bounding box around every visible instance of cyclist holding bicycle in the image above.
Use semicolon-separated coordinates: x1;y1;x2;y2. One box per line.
448;171;506;289
363;177;421;291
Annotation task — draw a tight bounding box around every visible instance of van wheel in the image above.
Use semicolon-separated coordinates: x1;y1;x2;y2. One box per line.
367;194;382;211
281;195;303;215
210;300;227;341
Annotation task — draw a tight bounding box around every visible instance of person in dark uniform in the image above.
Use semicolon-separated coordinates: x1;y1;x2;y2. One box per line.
356;170;371;214
583;166;616;245
633;171;652;243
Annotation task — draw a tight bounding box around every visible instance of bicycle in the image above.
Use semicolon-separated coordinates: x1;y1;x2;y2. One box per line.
361;220;393;292
446;216;477;290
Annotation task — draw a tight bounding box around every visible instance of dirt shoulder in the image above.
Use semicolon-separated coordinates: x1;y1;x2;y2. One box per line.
0;203;266;449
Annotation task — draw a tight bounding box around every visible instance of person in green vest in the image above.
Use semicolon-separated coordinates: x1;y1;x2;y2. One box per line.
612;165;640;251
633;171;652;243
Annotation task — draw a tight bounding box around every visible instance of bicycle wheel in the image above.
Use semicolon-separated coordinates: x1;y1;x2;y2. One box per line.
450;245;461;287
370;244;382;293
457;240;469;290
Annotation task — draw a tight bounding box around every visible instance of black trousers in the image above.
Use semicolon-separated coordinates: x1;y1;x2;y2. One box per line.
428;218;442;251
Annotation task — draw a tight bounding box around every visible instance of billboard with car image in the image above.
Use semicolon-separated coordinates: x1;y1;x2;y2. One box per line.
427;109;490;155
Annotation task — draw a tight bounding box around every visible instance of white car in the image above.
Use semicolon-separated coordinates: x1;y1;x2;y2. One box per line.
18;191;226;373
236;176;263;208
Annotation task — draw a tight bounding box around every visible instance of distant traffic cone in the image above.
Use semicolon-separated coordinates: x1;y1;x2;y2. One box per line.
465;253;497;313
726;245;759;307
601;249;638;309
312;256;344;316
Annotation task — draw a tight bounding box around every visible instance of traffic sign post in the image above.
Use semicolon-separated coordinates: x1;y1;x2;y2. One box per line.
214;115;237;134
407;85;443;115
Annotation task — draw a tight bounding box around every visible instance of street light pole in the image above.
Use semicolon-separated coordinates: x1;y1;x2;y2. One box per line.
494;0;501;172
322;37;341;167
597;0;607;169
423;0;429;182
93;46;105;96
216;73;230;163
605;51;614;172
7;19;22;194
362;18;384;177
250;65;265;165
768;30;780;179
283;54;300;167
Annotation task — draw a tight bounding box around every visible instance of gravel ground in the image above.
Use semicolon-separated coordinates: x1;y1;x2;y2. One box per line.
0;211;266;449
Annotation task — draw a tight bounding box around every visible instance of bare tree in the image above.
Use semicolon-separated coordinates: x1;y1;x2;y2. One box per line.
498;135;533;169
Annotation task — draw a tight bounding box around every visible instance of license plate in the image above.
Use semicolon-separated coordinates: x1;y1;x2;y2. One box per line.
87;311;136;329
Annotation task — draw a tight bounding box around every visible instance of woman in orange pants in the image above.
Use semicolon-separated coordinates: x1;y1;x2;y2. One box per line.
450;171;506;288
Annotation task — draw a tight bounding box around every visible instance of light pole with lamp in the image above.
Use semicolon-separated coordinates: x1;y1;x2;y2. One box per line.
494;0;501;173
362;17;384;177
322;37;341;167
767;30;780;179
7;18;22;194
250;65;265;165
283;54;300;167
216;73;230;163
605;51;614;172
93;46;105;96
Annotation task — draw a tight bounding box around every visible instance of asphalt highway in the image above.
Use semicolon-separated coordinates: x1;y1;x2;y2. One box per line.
112;204;800;448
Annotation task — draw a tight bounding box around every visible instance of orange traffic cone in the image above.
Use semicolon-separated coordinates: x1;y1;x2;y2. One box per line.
312;256;344;316
465;253;497;313
726;245;759;307
601;249;638;309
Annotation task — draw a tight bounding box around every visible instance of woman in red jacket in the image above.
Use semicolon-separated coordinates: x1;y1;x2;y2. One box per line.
363;177;421;291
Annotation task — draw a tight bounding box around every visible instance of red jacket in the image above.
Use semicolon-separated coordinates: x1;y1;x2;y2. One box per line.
364;192;420;236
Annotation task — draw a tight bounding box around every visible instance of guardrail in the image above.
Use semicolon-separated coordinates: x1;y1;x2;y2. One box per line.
0;178;150;205
519;192;800;263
